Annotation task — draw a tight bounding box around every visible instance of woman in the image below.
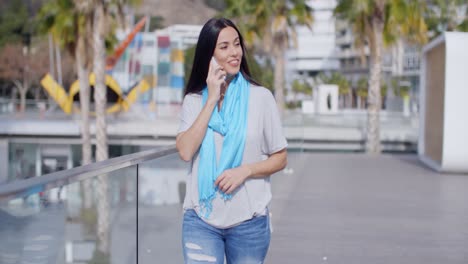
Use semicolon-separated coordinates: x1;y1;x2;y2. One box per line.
176;17;288;264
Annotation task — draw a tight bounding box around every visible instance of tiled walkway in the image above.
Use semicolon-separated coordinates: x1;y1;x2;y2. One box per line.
268;152;468;263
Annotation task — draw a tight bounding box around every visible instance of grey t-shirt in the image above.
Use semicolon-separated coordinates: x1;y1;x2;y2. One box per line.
178;84;287;228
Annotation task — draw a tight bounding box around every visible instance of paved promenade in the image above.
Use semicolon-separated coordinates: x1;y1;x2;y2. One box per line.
268;152;468;263
139;152;468;263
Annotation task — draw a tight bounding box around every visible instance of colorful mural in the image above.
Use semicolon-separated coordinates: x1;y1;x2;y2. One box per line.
41;18;191;114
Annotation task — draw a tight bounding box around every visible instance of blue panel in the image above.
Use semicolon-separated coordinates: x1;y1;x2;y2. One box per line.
170;76;184;89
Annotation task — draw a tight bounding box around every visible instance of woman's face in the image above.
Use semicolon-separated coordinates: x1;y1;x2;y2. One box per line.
213;26;243;76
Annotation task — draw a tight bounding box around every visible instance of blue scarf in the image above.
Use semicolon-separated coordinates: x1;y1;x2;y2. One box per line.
198;73;250;218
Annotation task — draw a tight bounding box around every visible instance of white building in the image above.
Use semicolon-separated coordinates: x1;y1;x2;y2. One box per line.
335;18;423;111
157;24;203;50
286;0;339;84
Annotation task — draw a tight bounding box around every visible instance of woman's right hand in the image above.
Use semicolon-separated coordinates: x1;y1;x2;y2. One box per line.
206;58;226;103
177;59;226;161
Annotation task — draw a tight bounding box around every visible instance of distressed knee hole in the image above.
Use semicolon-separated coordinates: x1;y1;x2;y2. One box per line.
237;259;262;264
185;242;202;250
187;253;216;262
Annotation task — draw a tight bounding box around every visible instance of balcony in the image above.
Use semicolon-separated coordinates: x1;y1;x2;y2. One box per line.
335;33;353;46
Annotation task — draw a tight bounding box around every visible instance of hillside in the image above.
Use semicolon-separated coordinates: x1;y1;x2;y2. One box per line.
134;0;218;27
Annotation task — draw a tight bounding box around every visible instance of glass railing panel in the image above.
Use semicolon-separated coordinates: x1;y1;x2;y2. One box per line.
0;187;68;264
4;142;153;185
138;152;189;264
0;165;138;264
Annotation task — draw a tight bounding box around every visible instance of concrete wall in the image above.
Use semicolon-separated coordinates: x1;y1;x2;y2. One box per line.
442;33;468;171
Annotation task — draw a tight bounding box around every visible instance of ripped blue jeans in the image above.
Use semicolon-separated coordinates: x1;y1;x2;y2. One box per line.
182;209;270;264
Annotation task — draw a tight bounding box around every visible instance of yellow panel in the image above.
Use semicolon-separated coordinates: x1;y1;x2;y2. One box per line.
69;80;80;98
40;74;72;114
171;49;184;62
88;73;123;95
42;73;152;115
122;79;151;111
106;103;121;113
105;74;123;95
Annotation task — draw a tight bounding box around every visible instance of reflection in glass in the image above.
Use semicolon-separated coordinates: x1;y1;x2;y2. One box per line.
0;165;138;264
138;152;188;264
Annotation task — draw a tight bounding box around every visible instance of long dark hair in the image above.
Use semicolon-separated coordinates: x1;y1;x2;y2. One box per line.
184;18;259;96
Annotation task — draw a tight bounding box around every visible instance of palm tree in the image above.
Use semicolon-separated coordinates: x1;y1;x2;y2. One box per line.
356;76;368;109
38;0;94;207
292;79;313;96
92;0;142;165
425;0;468;39
74;0;94;211
224;0;314;115
93;1;108;164
74;0;94;168
91;0;111;255
335;0;428;154
91;0;141;255
40;0;140;257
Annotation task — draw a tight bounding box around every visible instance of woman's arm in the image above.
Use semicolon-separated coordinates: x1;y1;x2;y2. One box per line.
214;148;287;194
176;99;217;161
176;60;226;161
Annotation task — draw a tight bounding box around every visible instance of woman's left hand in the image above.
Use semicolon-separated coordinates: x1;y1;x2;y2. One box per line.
214;166;252;194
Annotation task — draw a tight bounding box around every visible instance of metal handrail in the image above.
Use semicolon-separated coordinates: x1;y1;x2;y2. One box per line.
0;145;178;201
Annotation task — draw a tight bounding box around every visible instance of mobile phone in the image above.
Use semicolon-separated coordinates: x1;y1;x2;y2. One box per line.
211;57;219;67
211;57;226;80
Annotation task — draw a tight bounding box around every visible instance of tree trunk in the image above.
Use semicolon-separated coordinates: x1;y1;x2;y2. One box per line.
93;2;110;254
366;21;384;154
94;4;108;163
11;87;17;109
19;88;27;113
76;34;93;209
273;48;285;117
13;80;28;113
